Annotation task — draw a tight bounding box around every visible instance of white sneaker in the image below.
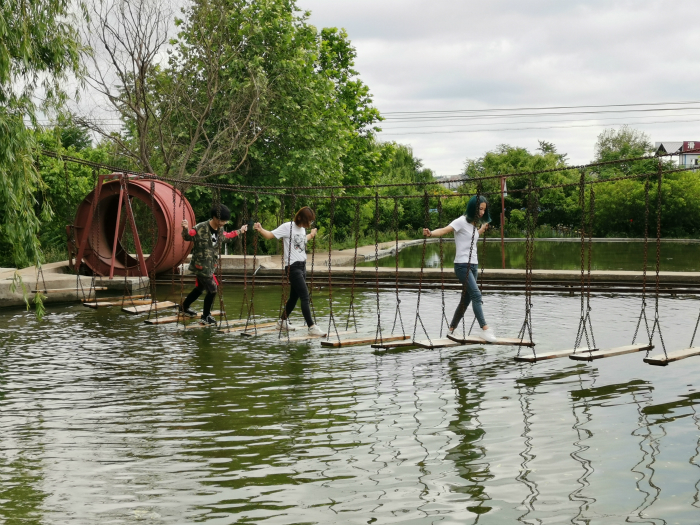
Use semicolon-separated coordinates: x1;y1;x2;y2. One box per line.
277;319;297;331
308;325;326;337
482;328;498;343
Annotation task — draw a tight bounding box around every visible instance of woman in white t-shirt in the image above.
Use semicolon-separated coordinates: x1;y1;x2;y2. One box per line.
423;195;497;342
254;207;325;336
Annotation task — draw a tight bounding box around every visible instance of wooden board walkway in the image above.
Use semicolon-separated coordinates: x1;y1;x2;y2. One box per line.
287;330;355;342
447;334;535;347
33;286;108;294
569;343;653;361
320;334;410;348
122;301;177;314
219;322;277;334
644;347;700;366
145;311;225;325
414;338;462;349
85;299;153;308
514;347;598;363
371;338;417;350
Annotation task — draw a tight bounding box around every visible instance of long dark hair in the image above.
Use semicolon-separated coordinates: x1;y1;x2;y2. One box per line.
465;195;491;225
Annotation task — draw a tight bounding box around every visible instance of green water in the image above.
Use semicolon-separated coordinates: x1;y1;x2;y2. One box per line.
360;240;700;271
2;284;700;523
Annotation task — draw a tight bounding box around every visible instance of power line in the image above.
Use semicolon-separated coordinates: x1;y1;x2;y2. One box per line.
382;100;700;116
379;117;700;136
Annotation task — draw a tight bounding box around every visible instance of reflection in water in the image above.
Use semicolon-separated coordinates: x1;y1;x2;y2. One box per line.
515;371;539;525
628;388;666;525
3;288;700;522
570;370;597;525
362;241;700;271
446;351;493;517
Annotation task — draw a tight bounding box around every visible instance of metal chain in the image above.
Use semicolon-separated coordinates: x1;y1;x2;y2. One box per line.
326;193;341;341
632;174;652;344
238;199;250;321
390;198;405;336
517;173;537;358
244;194;260;333
277;194;296;341
411;191;432;345
344;199;361;331
308;199;318;325
437;196;448;337
465;185;481;337
374;192;383;344
649;162;667;358
146;181;159;321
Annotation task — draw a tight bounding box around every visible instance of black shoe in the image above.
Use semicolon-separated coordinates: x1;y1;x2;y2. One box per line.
179;304;197;317
199;314;217;326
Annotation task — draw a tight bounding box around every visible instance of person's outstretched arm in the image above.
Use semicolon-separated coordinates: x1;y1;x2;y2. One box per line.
254;222;276;240
182;220;196;241
222;224;248;242
423;225;455;238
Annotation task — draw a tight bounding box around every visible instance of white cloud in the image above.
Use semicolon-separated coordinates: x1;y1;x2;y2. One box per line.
303;0;700;174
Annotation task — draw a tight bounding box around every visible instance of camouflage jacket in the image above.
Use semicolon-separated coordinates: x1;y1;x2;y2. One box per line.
182;221;239;276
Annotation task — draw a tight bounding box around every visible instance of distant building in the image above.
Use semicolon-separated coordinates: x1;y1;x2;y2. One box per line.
434;175;465;190
655;141;700;168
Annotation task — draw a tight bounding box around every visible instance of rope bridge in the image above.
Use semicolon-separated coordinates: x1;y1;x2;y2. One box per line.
41;148;700;366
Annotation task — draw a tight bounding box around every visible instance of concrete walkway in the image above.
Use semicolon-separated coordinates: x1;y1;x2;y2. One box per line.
0;262;149;309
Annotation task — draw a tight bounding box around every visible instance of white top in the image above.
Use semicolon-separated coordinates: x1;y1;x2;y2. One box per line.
449;216;480;264
272;221;307;266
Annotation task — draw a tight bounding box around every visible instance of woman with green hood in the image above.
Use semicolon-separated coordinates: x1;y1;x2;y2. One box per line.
423;195;497;342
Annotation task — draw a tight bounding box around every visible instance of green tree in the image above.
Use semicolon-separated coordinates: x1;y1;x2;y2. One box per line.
463;144;580;232
0;0;84;271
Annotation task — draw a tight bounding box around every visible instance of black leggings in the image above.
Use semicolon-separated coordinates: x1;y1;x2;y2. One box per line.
183;275;218;317
282;262;314;327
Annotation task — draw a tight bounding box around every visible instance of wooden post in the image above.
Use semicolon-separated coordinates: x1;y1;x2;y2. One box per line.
74;175;105;275
500;176;506;269
123;175;149;277
108;176;125;279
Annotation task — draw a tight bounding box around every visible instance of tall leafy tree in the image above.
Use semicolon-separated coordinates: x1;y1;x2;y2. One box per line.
0;0;84;269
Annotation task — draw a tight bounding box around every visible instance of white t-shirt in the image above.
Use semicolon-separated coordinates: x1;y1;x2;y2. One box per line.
272;221;307;266
449;216;480;264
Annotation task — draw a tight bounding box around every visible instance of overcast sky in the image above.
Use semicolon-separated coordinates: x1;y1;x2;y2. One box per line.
302;0;700;175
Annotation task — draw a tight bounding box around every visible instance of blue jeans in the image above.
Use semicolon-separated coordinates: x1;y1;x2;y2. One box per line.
450;263;487;329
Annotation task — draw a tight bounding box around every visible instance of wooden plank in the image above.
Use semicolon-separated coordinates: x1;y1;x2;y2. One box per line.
514;347;598;363
286;330;355;342
146;311;225;326
84;298;153;308
122;301;177;314
413;338;462;349
447;334;536;347
569;344;653;361
32;286;108;293
84;301;116;309
180;315;239;330
372;340;421;353
218;321;277;334
320;334;410;348
371;338;417;349
644;347;700;366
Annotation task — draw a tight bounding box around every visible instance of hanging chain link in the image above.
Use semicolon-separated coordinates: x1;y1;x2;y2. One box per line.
649;161;667;358
344;199;361;331
411;191;432;345
326;193;341;341
390;198;405;336
374;192;383;344
632;173;652;344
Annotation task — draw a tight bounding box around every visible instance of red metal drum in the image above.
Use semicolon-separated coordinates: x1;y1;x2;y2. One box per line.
72;176;195;277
